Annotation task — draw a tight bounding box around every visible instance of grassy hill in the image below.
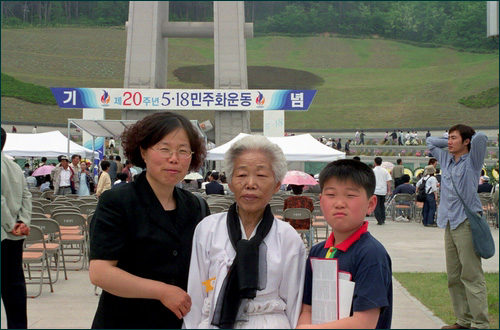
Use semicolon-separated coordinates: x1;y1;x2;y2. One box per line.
1;27;498;130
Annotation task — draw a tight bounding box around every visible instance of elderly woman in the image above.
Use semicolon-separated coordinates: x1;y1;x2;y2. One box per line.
89;112;210;329
183;135;306;329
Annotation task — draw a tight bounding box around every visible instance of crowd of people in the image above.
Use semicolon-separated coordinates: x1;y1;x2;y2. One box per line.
1;118;496;330
12;149;140;200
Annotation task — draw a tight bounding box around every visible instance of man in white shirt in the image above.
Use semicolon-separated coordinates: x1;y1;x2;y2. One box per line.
52;156;78;195
373;157;392;225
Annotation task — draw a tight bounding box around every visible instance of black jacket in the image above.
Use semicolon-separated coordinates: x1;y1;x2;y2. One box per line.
89;172;209;329
205;181;225;195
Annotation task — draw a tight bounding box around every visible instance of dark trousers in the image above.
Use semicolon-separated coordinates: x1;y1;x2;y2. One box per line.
374;194;386;224
422;194;437;226
1;239;28;329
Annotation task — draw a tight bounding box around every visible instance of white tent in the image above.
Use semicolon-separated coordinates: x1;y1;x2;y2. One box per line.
3;131;99;158
206;133;345;162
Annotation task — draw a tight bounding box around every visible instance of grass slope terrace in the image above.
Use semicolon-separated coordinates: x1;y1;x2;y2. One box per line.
1;28;498;130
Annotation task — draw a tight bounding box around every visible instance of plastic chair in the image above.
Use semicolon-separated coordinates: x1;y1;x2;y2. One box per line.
283;208;313;250
29;219;68;283
23;225;53;298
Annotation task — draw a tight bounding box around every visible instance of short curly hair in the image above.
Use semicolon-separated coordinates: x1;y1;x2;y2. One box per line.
121;112;206;170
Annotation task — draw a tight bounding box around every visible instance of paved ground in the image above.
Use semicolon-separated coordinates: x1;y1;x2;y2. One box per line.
2;216;498;329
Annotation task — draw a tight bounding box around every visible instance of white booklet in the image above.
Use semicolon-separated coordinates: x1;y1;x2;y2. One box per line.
311;258;355;324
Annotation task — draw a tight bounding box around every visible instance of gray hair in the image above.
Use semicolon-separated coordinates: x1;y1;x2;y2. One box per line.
224;135;287;184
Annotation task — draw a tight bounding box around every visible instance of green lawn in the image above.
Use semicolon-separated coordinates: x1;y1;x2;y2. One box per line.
1;28;498;130
394;272;499;329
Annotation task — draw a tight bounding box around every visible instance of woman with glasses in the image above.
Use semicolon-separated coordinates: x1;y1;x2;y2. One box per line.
89;112;210;329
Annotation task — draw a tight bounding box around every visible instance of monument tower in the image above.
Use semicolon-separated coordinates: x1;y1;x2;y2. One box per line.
122;1;252;145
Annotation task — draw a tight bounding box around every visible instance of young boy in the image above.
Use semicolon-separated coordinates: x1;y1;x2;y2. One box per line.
297;159;393;329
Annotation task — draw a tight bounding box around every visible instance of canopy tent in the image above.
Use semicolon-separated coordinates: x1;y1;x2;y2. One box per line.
68;118;207;140
3;131;99;158
68;119;137;138
206;133;345;162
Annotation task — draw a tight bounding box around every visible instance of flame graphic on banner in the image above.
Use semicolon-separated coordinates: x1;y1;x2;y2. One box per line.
101;90;110;104
256;91;265;106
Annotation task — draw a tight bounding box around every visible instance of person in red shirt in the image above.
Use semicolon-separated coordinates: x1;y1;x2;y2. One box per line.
283;184;314;230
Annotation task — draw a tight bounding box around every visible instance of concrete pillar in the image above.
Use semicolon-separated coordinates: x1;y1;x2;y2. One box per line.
213;1;251;146
122;1;169;120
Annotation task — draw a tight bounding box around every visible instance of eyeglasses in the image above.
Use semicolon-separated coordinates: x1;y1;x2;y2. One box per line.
151;147;194;160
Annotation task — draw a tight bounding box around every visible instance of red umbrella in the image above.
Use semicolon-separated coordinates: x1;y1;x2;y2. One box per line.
32;165;54;177
282;170;318;186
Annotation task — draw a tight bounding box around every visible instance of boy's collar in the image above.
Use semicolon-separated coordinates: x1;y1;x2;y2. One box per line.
325;221;369;252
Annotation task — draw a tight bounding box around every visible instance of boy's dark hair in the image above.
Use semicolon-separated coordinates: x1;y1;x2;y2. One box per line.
374;157;382;166
319;159;376;197
397;158;402;165
117;172;128;181
101;160;110;171
41;157;47;162
428;158;437;165
211;172;219;180
448;124;475;151
401;174;411;183
352;156;361;161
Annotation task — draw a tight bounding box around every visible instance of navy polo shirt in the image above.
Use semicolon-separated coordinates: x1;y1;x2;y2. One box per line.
303;221;393;329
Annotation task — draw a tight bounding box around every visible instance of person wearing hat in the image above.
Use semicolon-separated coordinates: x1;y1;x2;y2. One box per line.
477;176;493;193
52;155;79;195
417;165;439;227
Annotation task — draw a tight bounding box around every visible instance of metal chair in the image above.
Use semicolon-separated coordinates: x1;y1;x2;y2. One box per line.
51;212;88;270
29;190;43;198
42;203;70;215
29;219;68;283
269;203;284;220
390;194;415;221
479;193;496;227
312;201;329;241
32;205;45;214
208;205;226;214
23;225;53;298
79;203;97;215
40;190;54;200
283;208;313;250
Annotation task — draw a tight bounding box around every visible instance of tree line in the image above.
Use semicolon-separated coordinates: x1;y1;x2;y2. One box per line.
1;1;497;52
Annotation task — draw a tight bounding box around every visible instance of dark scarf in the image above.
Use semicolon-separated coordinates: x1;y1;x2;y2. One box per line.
211;203;274;329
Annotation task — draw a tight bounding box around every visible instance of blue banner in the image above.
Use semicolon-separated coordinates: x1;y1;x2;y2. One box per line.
50;88;316;111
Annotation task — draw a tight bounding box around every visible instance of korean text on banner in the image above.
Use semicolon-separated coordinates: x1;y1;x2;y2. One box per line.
50;88;316;111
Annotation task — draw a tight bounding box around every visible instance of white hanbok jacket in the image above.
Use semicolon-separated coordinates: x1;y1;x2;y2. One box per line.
183;212;306;329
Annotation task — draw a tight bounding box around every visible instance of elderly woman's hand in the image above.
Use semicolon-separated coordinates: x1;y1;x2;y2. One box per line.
159;284;192;319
